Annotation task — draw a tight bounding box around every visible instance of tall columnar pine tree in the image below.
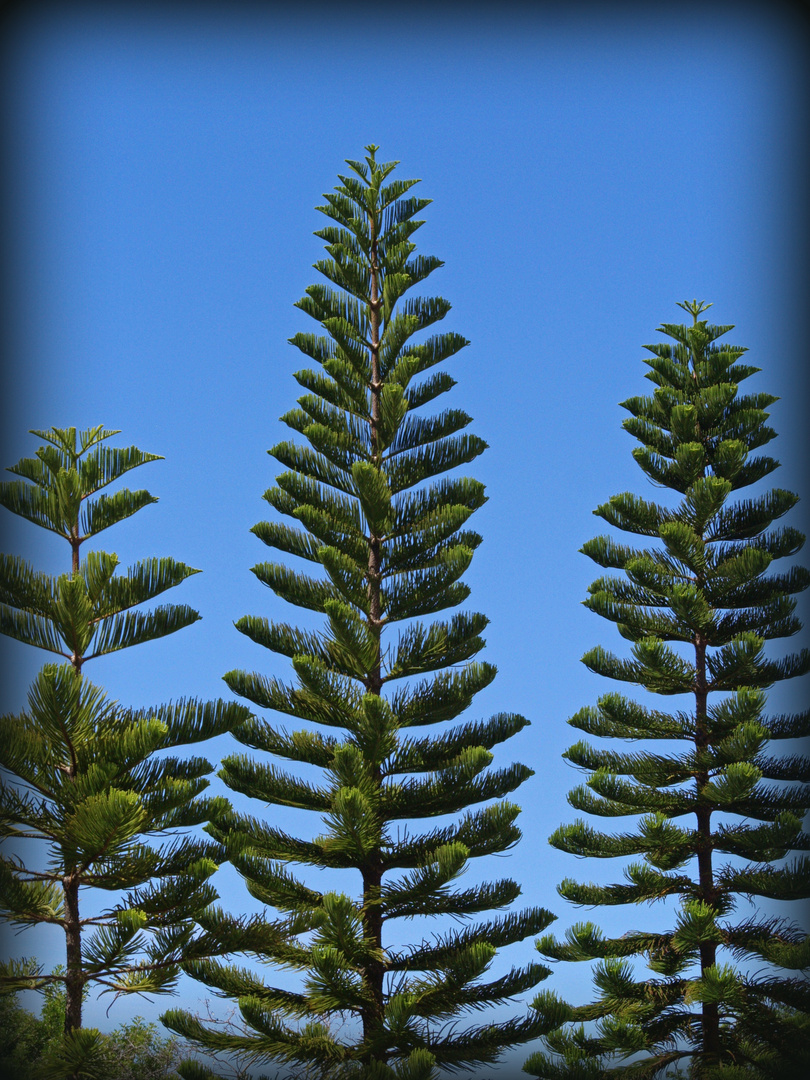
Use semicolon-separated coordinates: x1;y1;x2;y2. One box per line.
525;303;810;1079
163;147;554;1080
0;426;249;1074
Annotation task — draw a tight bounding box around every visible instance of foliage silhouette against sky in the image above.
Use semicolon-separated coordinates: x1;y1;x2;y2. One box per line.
1;1;807;1070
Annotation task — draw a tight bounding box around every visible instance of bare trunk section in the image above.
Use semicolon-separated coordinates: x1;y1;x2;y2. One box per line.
361;203;386;1053
361;858;385;1049
71;524;80;575
63;875;83;1034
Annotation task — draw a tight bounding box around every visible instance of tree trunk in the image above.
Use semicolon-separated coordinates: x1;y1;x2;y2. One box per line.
63;874;83;1034
65;514;85;1049
694;635;720;1060
361;202;386;1054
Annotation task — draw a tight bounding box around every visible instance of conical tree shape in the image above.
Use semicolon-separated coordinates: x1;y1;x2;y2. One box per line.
164;147;554;1080
0;426;249;1077
525;303;810;1078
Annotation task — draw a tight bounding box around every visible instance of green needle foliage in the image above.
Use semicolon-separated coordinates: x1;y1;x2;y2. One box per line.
525;303;810;1079
0;426;249;1074
163;147;554;1080
1;965;187;1080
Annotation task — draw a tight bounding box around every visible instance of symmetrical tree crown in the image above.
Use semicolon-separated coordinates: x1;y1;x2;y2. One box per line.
164;147;554;1080
526;302;810;1078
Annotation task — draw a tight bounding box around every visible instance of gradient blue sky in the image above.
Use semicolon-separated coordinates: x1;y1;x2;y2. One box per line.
1;1;808;1073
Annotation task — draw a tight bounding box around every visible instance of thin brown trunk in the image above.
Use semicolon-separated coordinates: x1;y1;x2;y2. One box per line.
63;875;83;1034
361;859;385;1050
694;634;720;1060
70;524;83;670
71;524;80;575
690;335;721;1063
366;206;383;690
361;202;386;1052
65;516;84;1053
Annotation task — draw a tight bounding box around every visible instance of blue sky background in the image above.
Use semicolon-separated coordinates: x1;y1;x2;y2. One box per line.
1;1;808;1074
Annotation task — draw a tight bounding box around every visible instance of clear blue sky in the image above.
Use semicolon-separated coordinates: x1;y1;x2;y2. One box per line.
2;1;808;1073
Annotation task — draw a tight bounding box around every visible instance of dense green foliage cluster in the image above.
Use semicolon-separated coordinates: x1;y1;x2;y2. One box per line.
0;427;248;1077
163;146;553;1080
1;975;185;1080
525;302;810;1078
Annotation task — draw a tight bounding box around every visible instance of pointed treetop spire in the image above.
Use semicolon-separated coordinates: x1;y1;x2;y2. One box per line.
677;298;713;322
